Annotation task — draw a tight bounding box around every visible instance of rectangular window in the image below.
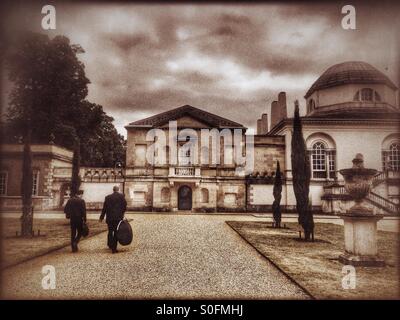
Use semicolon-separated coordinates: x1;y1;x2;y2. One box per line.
133;191;145;202
32;171;40;196
224;146;234;165
309;144;336;180
178;145;192;165
134;144;147;166
224;193;237;205
0;172;7;195
327;150;336;179
311;146;326;179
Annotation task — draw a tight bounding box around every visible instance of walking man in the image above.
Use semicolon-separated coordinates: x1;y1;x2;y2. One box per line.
100;186;127;253
64;190;87;253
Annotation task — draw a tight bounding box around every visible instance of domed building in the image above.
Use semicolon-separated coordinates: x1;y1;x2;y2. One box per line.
305;61;398;117
267;61;400;214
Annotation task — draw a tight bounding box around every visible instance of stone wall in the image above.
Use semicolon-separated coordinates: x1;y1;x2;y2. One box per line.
253;135;285;176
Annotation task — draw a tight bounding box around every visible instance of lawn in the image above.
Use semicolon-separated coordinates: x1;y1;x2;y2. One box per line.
1;218;108;269
227;221;399;299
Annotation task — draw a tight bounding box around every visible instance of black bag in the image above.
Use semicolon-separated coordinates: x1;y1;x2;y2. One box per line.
116;219;132;246
82;222;89;237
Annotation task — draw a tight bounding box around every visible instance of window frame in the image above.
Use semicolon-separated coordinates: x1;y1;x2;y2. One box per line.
0;171;8;196
361;88;373;101
311;142;327;179
32;170;40;196
309;141;336;180
161;187;171;203
178;144;193;165
308;99;316;113
354;88;381;102
388;143;400;171
201;188;209;203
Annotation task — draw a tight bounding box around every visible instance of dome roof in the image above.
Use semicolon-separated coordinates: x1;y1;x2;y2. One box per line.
305;61;397;98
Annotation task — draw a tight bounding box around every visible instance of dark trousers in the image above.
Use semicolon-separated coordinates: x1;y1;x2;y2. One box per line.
70;219;83;250
107;220;119;251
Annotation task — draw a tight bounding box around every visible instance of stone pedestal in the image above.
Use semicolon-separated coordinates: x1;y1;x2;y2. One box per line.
338;210;385;267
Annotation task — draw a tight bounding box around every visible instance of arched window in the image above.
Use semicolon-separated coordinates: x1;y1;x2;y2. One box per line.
310;141;336;179
354;88;381;102
389;143;400;171
201;188;209;203
311;142;327;179
361;88;373;101
161;187;170;202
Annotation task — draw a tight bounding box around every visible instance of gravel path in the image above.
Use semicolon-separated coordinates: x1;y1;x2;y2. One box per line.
1;214;309;299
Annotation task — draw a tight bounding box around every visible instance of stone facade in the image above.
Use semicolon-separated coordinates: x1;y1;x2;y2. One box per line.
124;105;256;212
269;61;400;215
0;144;73;211
2;61;398;216
122;105;286;212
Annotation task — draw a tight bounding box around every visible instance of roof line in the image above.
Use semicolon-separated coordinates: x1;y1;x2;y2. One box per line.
127;104;244;128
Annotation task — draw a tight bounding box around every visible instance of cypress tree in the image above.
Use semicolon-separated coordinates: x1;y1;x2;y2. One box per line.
291;101;314;240
272;161;282;228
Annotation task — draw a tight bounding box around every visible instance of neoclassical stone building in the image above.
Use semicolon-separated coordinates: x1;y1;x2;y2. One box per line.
124;105;284;212
1;61;398;215
267;61;400;214
0;144;73;211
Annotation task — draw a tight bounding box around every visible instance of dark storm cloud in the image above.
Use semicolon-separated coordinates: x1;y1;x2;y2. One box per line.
106;33;151;51
3;2;399;136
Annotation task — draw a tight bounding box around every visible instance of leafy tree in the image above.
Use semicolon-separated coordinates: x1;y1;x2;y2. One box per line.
76;102;126;167
272;161;282;228
291;101;314;240
4;32;125;234
5;32;126;166
5;32;90;233
6;32;89;145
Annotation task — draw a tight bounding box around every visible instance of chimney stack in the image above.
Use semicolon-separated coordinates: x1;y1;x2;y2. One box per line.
278;92;287;119
270;100;279;129
270;92;287;130
261;113;269;133
257;119;262;135
256;113;269;135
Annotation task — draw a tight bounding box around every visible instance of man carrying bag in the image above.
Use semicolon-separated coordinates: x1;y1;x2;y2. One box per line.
99;185;127;253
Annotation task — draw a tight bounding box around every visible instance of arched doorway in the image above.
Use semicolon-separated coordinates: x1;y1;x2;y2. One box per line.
178;185;192;210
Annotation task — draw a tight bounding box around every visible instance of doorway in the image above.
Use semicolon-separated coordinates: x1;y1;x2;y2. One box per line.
178;185;192;210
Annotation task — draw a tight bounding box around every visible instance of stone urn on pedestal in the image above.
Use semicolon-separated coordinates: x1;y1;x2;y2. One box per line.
338;154;385;267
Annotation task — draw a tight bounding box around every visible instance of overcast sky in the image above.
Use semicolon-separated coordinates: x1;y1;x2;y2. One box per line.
3;1;400;137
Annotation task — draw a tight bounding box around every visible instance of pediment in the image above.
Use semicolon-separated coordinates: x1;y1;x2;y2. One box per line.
126;105;244;129
159;115;212;128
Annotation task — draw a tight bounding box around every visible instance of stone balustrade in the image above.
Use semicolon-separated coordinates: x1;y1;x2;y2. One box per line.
80;167;125;182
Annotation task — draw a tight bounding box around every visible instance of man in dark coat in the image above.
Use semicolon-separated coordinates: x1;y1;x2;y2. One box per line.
100;186;127;253
64;191;87;253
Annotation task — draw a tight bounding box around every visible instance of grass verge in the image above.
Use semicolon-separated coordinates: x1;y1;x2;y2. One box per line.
227;221;399;299
1;218;108;269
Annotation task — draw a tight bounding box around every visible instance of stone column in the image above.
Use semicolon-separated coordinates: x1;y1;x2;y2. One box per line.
339;212;384;267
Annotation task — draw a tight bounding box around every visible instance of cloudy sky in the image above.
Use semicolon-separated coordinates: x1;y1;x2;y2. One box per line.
3;1;400;136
